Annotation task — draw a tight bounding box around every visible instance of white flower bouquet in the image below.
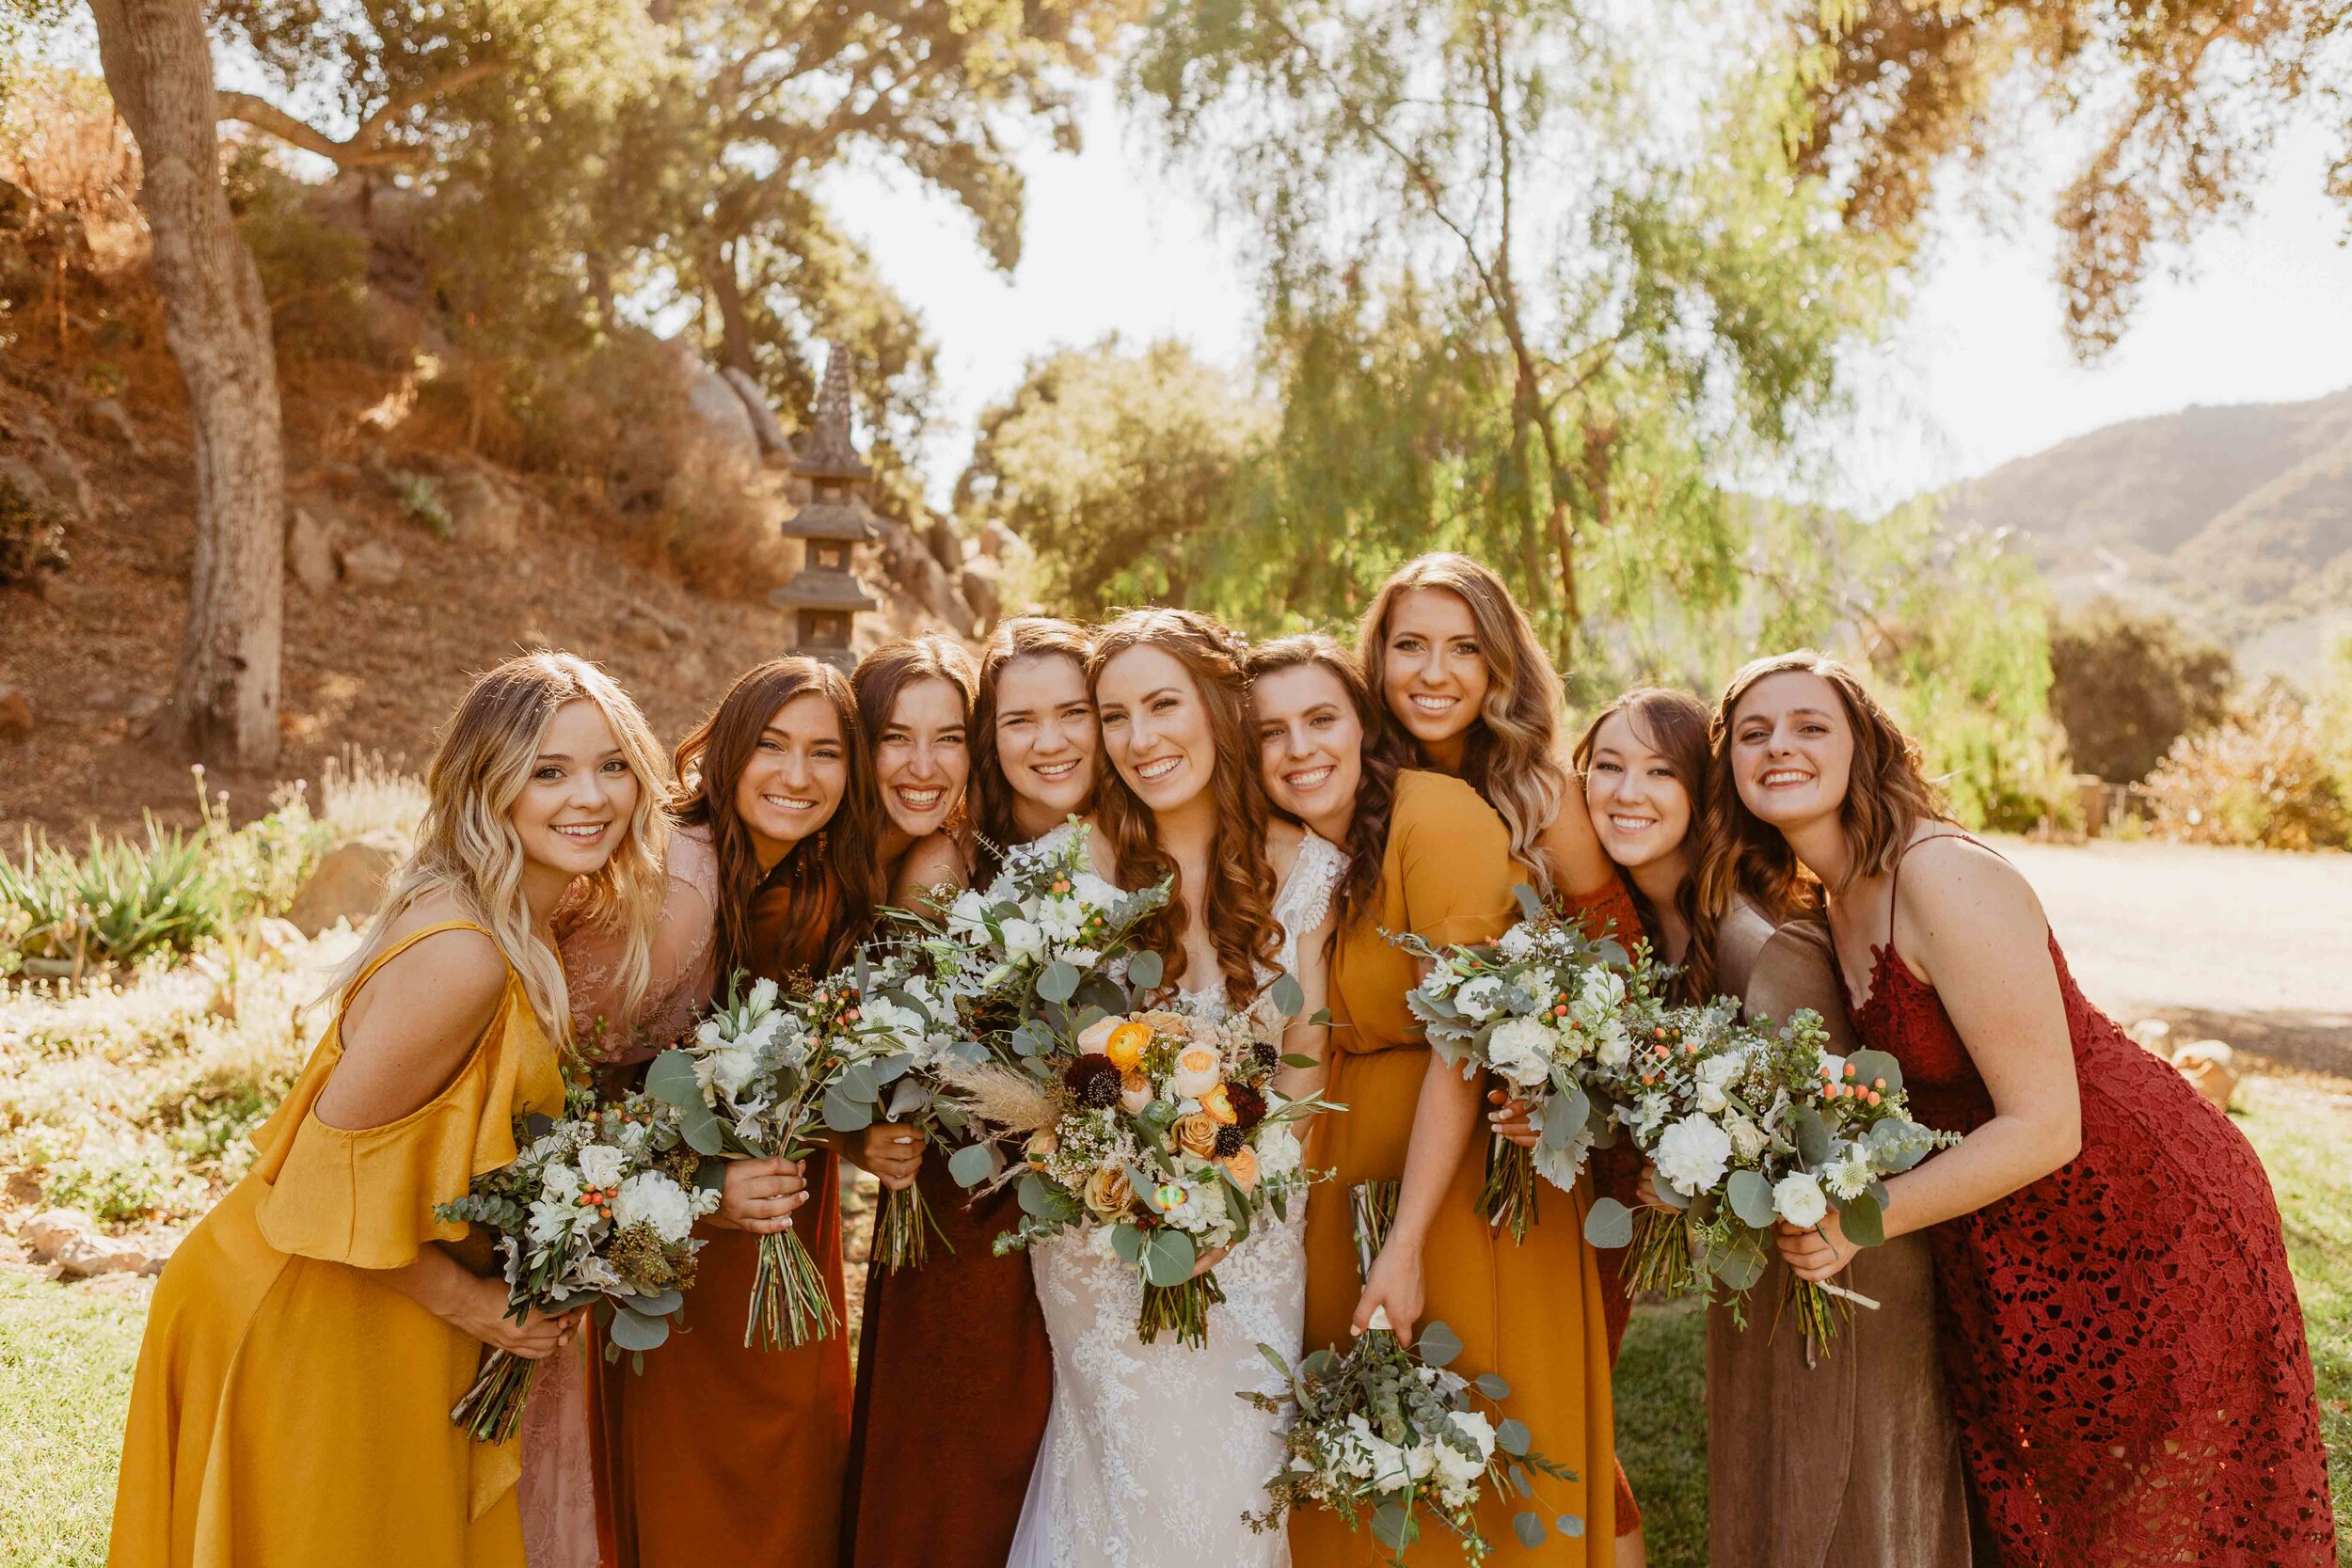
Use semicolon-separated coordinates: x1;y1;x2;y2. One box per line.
645;968;900;1349
823;939;976;1272
1582;1006;1958;1354
953;984;1334;1348
1389;885;1667;1241
433;1086;718;1442
1244;1317;1581;1563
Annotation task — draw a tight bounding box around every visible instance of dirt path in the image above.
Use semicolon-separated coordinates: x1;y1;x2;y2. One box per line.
1994;836;2352;1076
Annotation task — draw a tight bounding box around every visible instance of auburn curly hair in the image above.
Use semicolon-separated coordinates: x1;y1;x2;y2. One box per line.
1087;608;1284;1008
1697;650;1948;927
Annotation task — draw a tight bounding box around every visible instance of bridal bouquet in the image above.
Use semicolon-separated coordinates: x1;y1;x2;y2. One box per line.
1391;885;1668;1241
645;969;900;1349
433;1086;717;1442
1245;1317;1581;1562
955;984;1333;1348
1582;1005;1957;1353
827;939;976;1272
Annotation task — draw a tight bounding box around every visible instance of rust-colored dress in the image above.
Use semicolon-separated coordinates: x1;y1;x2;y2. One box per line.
597;868;854;1568
1703;898;1976;1568
838;1168;1053;1567
1294;770;1616;1566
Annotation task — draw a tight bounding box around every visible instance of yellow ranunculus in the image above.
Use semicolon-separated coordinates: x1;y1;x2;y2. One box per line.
1104;1021;1152;1071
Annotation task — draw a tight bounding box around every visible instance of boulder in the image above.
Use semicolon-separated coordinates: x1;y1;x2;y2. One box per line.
0;685;29;741
339;537;405;589
285;835;403;936
961;559;1002;633
21;1209;150;1279
2126;1019;2174;1059
437;462;523;553
286;506;338;594
682;355;761;474
81;397;142;454
26;441;91;523
721;366;793;455
2172;1039;2238;1112
612;603;672;653
922;518;961;575
978;519;1023;562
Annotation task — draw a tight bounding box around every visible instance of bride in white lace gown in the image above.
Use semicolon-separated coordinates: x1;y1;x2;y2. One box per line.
1008;609;1343;1568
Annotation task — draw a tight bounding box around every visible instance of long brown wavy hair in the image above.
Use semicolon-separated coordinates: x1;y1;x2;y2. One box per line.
1088;608;1284;1008
852;632;979;849
1245;633;1408;928
1697;650;1949;927
1358;553;1571;897
1573;687;1715;1005
970;617;1095;875
673;658;885;988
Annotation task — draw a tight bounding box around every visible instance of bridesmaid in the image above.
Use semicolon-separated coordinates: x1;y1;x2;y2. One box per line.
840;628;1056;1568
1501;687;1976;1567
971;615;1104;863
112;652;671;1566
1357;553;1645;1561
1249;633;1617;1566
602;657;883;1568
1720;650;2335;1568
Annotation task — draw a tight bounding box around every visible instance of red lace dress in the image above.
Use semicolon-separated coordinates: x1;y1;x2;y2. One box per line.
1843;841;2335;1567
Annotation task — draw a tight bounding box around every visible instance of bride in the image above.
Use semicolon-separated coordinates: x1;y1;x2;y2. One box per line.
1007;608;1342;1568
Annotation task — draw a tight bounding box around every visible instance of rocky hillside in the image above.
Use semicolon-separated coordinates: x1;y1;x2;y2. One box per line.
1937;387;2352;674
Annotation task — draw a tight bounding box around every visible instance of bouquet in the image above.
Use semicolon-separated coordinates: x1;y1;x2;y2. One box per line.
1391;885;1667;1241
1245;1180;1581;1561
432;1087;717;1442
1582;1005;1958;1354
965;988;1335;1347
645;969;898;1349
824;939;974;1272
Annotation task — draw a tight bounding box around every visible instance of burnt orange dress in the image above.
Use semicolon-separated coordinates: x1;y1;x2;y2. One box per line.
598;874;854;1568
1294;770;1616;1566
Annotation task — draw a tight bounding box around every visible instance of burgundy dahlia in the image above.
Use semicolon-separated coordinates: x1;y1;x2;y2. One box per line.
1064;1053;1122;1109
1224;1082;1268;1131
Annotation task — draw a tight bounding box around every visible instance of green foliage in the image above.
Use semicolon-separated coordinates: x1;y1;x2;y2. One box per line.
0;469;68;584
0;823;227;978
388;469;453;537
225;150;382;367
1130;0;1892;660
2143;690;2352;851
2049;599;2235;784
957;339;1271;615
0;1271;147;1566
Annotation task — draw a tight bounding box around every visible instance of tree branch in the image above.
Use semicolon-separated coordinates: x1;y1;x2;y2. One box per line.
215;56;509;170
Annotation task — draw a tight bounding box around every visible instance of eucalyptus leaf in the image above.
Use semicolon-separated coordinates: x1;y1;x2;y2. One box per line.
946;1142;997;1190
1846;1048;1905;1099
1513;1511;1547;1549
835;1060;881;1105
1791;1104;1833;1167
1711;1237;1768;1291
1583;1196;1635;1249
1542;1085;1590;1150
675;1096;723;1157
1512;882;1544;922
1110;1223;1147;1265
1416;1320;1463;1367
644;1050;703;1110
1280;1053;1319;1069
1838;1189;1886;1247
1036;960;1080;1004
1497;1417;1532;1457
1727;1169;1776;1229
1126;949;1165;990
822;1087;876;1134
630;1288;683;1318
1371;1501;1412;1552
606;1305;668;1354
1561;1513;1586;1538
1270;971;1305;1017
1474;1371;1512;1400
1140;1227;1197;1287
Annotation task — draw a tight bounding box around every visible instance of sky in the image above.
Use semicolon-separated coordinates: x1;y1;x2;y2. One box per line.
825;81;2352;516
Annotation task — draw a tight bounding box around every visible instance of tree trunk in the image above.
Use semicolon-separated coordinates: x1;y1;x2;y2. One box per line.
707;238;757;376
89;0;285;770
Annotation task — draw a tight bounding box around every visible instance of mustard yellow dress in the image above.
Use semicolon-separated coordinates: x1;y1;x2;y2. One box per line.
110;921;564;1567
1294;770;1616;1566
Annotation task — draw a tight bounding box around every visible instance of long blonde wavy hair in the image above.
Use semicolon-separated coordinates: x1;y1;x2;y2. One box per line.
1358;552;1571;897
330;652;672;1042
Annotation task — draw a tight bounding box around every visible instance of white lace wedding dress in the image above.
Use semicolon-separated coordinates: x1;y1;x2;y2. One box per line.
1005;832;1346;1568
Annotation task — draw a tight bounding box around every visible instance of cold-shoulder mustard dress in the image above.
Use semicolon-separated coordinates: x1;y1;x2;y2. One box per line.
110;922;564;1567
1294;771;1616;1566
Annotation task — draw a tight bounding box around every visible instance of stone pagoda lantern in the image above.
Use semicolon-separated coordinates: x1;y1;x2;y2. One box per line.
772;342;879;668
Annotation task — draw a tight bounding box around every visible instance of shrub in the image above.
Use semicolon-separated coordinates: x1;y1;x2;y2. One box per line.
2143;692;2352;851
389;469;453;537
0;820;226;978
0;470;69;584
2049;599;2234;784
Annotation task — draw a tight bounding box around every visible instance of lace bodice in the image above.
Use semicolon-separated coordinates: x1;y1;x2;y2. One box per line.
1008;831;1343;1568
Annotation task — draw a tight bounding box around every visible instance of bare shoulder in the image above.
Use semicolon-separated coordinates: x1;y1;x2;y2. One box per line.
1264;816;1307;882
893;832;971;908
344;898;509;1047
1896;832;2045;952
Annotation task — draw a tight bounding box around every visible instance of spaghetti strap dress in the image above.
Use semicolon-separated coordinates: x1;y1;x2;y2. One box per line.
1294;770;1617;1566
109;921;564;1568
1841;834;2335;1568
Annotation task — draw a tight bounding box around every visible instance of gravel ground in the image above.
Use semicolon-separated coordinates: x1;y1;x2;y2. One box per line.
1995;836;2352;1076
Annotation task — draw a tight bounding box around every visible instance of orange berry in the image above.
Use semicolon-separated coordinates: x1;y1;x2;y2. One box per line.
1867;1090;1883;1105
1844;1064;1858;1079
1553;1005;1568;1018
1873;1076;1887;1090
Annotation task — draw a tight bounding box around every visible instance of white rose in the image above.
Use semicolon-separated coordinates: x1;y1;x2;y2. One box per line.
1001;918;1047;965
1486;1016;1557;1089
1654;1113;1733;1196
696;1043;760;1100
745;975;780;1016
1434;1409;1495;1497
539;1162;583;1201
1593;1016;1632;1069
1772;1170;1830;1229
1454;975;1504;1021
1723;1113;1769;1164
1496;925;1537;960
611;1172;695;1243
577;1142;628;1191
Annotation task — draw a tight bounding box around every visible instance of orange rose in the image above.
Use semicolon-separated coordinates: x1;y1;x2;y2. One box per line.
1105;1021;1152;1072
1220;1146;1260;1194
1174;1113;1220;1159
1200;1083;1238;1126
1082;1166;1134;1217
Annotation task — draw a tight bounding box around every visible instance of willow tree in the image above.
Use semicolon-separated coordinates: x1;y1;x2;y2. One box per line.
1793;0;2352;356
1131;0;1891;663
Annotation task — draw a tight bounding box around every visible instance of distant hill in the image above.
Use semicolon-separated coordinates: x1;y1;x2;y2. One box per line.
1936;388;2352;678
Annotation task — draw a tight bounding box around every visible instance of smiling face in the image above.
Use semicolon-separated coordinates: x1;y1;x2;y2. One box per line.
1377;587;1490;754
872;674;969;839
511;698;642;879
1096;643;1216;816
1583;710;1692;874
733;690;849;867
1727;671;1855;831
992;652;1098;819
1252;661;1363;835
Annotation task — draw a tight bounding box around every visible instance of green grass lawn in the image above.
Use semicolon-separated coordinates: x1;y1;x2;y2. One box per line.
7;1071;2347;1567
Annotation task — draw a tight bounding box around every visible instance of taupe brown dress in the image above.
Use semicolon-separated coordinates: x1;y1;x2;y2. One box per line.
1706;899;1978;1568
